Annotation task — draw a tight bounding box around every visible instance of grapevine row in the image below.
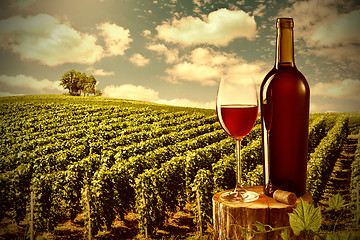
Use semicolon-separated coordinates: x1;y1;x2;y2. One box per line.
164;115;338;232
350;134;360;221
27;127;229;234
133;130;263;235
307;116;349;203
0;112;208;172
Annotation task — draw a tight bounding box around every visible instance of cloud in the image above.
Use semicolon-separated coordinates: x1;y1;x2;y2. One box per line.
0;74;64;92
253;4;266;17
190;47;231;66
311;79;360;101
166;61;220;86
311;45;360;70
129;53;150;66
192;0;212;13
103;84;159;102
147;43;179;64
11;0;37;8
279;0;360;69
155;98;215;109
0;14;104;66
142;30;152;38
164;47;268;86
310;102;342;113
0;92;23;97
86;67;114;76
311;9;360;46
102;83;214;108
156;8;257;46
193;0;211;7
97;22;133;56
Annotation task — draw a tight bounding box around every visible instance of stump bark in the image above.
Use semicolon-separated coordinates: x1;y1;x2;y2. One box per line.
213;186;312;239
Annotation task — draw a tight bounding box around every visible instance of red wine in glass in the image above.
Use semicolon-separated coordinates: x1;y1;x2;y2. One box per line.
216;77;259;203
219;104;258;140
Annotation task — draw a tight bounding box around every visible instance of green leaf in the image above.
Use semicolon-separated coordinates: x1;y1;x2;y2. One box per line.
325;231;351;240
253;221;267;232
288;199;322;236
328;193;345;211
280;228;291;240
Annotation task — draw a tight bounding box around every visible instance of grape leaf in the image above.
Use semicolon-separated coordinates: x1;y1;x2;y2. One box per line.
325;231;351;240
328;193;345;211
253;221;267;232
280;229;291;240
288;199;322;236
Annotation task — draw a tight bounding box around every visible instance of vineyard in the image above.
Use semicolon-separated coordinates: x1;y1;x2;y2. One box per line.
0;94;360;239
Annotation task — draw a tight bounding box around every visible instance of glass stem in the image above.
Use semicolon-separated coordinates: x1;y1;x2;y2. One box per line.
235;139;245;193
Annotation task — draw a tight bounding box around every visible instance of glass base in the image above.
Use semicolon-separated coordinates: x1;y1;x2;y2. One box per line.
220;189;259;203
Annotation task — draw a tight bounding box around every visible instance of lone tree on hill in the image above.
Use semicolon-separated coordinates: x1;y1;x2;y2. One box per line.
59;70;102;96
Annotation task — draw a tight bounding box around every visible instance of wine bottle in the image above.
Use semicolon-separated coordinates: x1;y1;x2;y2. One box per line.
260;18;310;197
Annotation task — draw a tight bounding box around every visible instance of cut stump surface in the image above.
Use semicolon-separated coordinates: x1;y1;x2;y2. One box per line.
213;186;312;240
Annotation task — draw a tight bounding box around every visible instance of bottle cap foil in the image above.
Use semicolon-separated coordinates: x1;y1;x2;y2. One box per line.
277;18;294;28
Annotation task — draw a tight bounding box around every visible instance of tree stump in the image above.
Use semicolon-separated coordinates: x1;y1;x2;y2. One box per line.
213;186;312;239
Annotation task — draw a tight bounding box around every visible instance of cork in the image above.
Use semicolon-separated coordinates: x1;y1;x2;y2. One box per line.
273;189;297;205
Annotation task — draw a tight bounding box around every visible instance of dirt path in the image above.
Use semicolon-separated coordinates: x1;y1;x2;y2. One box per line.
319;134;358;231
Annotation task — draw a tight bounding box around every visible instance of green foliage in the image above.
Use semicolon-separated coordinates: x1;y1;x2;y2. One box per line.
134;158;186;235
191;169;214;230
325;231;352;240
222;194;358;239
212;154;236;193
288;200;322;236
243;164;263;187
307;116;327;155
328;193;346;211
351;134;360;224
307;116;349;203
59;70;100;96
90;165;116;231
31;173;58;232
348;112;360;134
0;95;359;238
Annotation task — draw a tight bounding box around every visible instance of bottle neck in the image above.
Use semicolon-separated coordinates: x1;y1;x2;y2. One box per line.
275;19;295;68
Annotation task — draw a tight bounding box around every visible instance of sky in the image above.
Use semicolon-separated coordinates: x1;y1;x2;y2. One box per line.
0;0;359;112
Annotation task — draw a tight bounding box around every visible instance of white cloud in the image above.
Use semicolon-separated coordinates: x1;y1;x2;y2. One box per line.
311;9;360;46
156;8;257;46
86;67;114;76
155;98;215;109
97;22;133;56
311;45;360;70
190;47;235;66
103;84;159;102
165;47;268;86
129;53;150;66
311;79;360;101
225;61;266;86
143;30;152;38
193;0;211;7
0;92;23;97
147;43;168;53
147;43;179;64
166;61;220;86
0;74;64;92
279;1;360;69
253;4;266;17
102;83;214;108
12;0;36;8
310;102;341;113
0;14;105;66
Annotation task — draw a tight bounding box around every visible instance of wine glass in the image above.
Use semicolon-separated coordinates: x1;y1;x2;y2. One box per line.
216;76;259;203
